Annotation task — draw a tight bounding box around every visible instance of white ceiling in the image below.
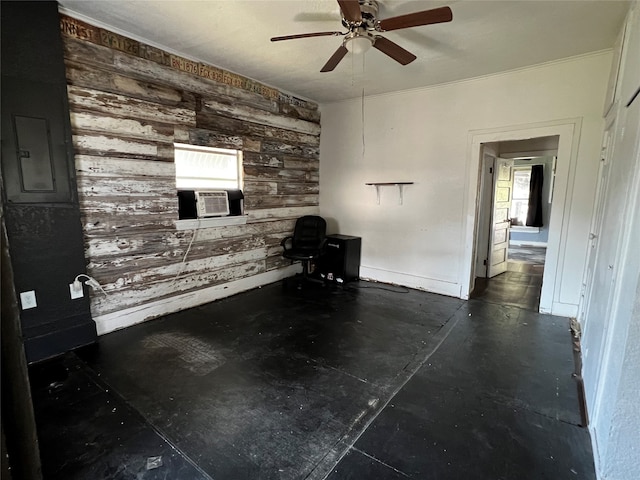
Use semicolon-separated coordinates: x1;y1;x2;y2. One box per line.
58;0;630;104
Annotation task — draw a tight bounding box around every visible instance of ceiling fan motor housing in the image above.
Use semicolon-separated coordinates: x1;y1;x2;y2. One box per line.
341;0;380;30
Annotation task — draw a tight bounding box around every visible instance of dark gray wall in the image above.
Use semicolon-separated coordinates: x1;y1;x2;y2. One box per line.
1;1;96;363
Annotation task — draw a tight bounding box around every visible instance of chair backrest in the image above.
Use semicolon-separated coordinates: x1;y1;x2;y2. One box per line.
292;215;326;251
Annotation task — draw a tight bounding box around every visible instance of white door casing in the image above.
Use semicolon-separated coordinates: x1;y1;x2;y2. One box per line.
463;119;582;316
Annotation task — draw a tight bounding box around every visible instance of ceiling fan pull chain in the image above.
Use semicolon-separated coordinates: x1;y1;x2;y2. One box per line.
362;83;366;157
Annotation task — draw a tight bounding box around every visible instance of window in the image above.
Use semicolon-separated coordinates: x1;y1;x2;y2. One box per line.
174;143;242;190
511;167;531;226
174;143;246;228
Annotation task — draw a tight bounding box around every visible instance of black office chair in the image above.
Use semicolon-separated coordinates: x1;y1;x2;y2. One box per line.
281;215;327;288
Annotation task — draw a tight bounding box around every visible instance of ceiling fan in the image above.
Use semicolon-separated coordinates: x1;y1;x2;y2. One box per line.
270;0;452;72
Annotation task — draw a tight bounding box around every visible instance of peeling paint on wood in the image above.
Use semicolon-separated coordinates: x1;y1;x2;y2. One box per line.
70;111;176;143
91;260;266;316
75;155;176;178
279;102;321;123
243;152;284;168
73;134;159;157
66;61;197;109
62;26;320;326
243;181;279;195
247;206;320;223
261;140;319;159
202;99;321;136
68;86;196;126
187;129;243;149
283;158;320;171
244;165;309;182
79;197;177;215
82;213;178;236
245;195;319;209
196;112;319;145
61;15;289;105
77;176;176;197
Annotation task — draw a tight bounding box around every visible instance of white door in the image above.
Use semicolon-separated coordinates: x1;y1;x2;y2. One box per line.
488;158;514;278
578;119;615;324
583;89;640;411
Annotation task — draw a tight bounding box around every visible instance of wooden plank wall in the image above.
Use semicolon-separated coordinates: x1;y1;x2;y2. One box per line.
60;21;320;320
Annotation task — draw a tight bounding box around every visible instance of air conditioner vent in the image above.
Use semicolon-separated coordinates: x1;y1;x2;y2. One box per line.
195;191;229;217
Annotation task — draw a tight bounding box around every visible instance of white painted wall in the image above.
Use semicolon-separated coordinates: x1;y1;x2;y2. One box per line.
319;52;611;313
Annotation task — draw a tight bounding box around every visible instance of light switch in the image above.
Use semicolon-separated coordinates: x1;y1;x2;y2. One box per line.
20;290;37;310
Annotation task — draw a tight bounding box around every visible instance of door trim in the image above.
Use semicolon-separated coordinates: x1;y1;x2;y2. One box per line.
461;119;582;315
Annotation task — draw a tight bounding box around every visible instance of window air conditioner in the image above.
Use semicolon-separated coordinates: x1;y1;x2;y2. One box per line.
195;191;229;217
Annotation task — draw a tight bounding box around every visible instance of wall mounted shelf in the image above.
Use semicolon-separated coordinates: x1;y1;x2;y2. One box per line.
365;182;414;205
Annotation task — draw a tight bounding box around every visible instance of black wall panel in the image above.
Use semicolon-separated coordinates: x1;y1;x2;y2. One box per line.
1;1;96;363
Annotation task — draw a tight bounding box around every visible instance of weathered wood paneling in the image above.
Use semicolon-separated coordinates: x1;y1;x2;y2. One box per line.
65;60;197;109
243;165;309;182
63;37;284;114
196;112;320;146
245;195;319;209
91;260;266;316
202;99;320;136
77;176;176;197
61;17;320;324
247;206;320;223
70;111;176;143
75;155;176;177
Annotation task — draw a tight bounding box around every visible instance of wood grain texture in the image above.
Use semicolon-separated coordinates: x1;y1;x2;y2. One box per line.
62;28;320;322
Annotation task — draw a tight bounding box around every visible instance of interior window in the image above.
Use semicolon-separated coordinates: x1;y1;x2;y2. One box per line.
174;143;242;190
174;143;245;221
511;167;531;226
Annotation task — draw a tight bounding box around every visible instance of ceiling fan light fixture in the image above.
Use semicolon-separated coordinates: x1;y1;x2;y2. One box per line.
345;35;373;54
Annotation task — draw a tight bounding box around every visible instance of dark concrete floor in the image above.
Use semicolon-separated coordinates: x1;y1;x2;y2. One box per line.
28;276;594;480
471;245;547;311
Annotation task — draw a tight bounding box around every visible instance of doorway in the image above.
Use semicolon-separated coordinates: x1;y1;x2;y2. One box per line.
462;120;582;316
470;138;557;311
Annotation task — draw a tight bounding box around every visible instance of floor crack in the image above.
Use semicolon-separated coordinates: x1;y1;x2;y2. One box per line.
351;447;412;478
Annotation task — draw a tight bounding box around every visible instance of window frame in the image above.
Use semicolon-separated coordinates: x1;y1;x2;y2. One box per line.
511;165;532;227
174;142;243;191
173;143;247;230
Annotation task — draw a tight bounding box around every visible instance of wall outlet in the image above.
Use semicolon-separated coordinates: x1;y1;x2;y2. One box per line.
20;290;37;310
69;282;84;299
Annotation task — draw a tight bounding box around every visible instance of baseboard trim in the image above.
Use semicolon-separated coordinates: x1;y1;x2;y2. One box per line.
360;266;461;298
509;240;548;247
549;301;578;318
94;265;300;335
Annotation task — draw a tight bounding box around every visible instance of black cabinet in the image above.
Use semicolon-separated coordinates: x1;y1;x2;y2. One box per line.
318;235;361;283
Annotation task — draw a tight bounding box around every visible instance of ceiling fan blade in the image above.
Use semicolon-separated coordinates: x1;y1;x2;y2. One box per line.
378;6;452;32
337;0;362;23
271;31;344;42
320;45;349;72
373;36;416;65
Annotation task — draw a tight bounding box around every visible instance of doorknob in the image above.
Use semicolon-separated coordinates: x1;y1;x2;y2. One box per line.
589;233;598;240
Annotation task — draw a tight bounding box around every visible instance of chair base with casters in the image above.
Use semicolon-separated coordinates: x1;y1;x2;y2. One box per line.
281;215;327;289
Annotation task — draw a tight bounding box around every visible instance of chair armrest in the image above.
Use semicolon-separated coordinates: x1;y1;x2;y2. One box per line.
280;236;293;250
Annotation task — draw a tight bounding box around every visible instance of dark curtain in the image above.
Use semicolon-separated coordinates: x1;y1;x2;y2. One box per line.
526;165;544;227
